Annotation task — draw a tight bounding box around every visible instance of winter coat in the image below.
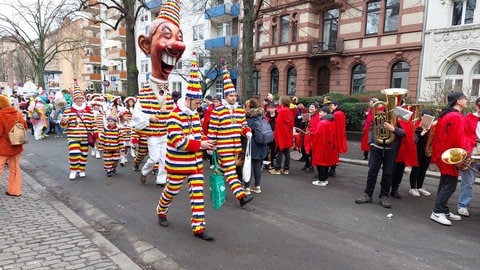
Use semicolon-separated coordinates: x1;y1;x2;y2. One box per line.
333;109;348;154
431;108;465;177
0;107;28;156
311;114;339;166
246;107;268;160
395;119;418;166
274;105;294;150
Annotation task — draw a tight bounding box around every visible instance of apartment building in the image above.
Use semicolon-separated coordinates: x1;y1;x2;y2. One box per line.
419;0;480;102
250;0;424;101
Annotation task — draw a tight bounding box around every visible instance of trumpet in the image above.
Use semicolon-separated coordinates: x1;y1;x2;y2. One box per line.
373;88;408;144
405;104;422;126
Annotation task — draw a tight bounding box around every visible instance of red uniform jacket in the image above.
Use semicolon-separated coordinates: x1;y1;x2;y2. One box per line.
361;108;373;152
395;119;418;166
304;112;320;154
431;109;465;177
311;115;339;166
274;105;294;150
333;109;348;153
462;112;479;153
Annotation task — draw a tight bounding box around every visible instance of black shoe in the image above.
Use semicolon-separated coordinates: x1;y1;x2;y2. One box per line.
305;167;313;173
156;183;166;187
390;190;401;199
158;216;169;227
133;164;140;171
106;171;113;177
329;170;336;177
240;195;254;207
120;163;125;167
194;231;214;241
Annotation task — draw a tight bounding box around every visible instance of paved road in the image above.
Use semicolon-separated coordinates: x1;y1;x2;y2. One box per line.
1;135;480;270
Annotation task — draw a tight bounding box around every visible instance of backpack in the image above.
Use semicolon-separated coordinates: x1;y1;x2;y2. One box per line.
253;116;274;144
8;114;29;145
32;108;40;120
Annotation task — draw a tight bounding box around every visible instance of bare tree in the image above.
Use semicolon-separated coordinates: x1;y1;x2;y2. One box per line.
0;0;84;89
79;0;148;97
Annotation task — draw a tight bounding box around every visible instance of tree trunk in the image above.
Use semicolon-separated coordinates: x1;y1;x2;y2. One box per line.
125;1;139;97
242;0;255;99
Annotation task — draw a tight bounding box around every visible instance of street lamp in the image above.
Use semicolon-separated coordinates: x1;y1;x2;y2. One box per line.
101;65;108;94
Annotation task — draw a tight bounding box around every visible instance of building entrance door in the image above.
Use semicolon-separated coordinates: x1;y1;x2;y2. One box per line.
317;66;330;96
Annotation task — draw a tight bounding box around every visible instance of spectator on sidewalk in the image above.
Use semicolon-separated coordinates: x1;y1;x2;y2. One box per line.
0;95;28;196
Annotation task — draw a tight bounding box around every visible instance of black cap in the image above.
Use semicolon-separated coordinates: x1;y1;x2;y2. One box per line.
447;91;465;107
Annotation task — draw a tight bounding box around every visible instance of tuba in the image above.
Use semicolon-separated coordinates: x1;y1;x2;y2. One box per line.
372;88;408;145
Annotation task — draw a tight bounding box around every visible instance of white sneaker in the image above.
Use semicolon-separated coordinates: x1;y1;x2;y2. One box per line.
69;172;77;180
209;165;214;169
408;189;420;197
417;189;431;196
91;149;96;156
430;212;451;226
458;207;470;217
447;212;462;221
312;180;327;186
251;186;262;194
96;152;101;159
244;188;251;195
79;171;86;178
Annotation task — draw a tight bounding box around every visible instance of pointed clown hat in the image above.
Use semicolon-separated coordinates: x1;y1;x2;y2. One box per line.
221;58;237;97
186;51;203;100
157;0;181;28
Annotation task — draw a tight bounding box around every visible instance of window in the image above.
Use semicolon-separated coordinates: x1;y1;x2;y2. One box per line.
270;68;279;94
445;61;464;91
391;61;409;89
452;0;477;25
323;8;339;51
171;82;182;92
384;0;400;32
271;17;277;45
287;68;297;95
215;79;224;97
366;0;381;34
280;15;290;43
193;25;204;41
216;22;231;37
140;60;149;73
351;64;366;94
292;13;298;42
255;24;263;51
471;63;480;96
253;71;261;95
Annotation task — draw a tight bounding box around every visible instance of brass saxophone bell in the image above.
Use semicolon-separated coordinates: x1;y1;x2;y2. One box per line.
441;148;467;165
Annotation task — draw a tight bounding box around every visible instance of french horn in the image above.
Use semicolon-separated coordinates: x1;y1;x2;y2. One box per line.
441;148;472;171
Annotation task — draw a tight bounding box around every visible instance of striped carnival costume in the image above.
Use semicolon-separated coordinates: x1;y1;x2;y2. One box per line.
132;79;173;185
60;92;95;180
156;102;208;234
131;129;149;170
208;103;252;202
100;117;123;176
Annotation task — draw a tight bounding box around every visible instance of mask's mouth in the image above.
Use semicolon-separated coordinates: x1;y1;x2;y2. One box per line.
160;51;178;79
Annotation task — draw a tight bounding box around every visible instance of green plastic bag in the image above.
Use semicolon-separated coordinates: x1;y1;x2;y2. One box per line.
209;150;226;210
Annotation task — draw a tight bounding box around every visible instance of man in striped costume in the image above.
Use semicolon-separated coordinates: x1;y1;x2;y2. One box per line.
207;60;254;207
60;90;95;180
157;53;216;240
132;0;185;186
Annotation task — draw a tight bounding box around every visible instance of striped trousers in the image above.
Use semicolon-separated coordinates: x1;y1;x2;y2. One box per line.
68;140;89;172
157;173;206;234
103;151;120;172
219;154;246;200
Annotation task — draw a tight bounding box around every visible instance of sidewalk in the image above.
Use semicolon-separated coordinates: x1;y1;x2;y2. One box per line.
0;170;141;270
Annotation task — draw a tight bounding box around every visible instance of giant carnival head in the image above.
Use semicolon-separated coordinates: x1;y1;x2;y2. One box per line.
137;0;185;81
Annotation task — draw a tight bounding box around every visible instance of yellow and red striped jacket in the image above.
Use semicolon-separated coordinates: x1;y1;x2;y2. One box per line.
100;124;123;152
61;106;95;141
135;87;174;137
165;107;205;175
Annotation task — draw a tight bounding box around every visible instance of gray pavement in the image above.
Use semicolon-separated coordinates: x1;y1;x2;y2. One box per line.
0;139;473;270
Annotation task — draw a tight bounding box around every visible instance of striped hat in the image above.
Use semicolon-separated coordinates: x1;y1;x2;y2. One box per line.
124;96;136;105
221;58;236;97
157;0;181;28
186;51;202;100
72;90;84;101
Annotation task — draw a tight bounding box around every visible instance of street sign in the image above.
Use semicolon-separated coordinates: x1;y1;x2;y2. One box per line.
103;80;110;87
110;76;117;82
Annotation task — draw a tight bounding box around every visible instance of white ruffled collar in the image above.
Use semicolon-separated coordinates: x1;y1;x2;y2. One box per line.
176;98;196;116
72;103;86;111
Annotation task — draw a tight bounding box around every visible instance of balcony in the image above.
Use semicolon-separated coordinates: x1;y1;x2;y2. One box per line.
309;38;344;56
83;20;100;31
108;48;127;60
110;70;127;80
205;36;239;50
82;73;102;82
82;54;101;64
87;37;101;47
205;3;240;23
146;0;163;11
106;27;126;41
84;0;100;13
